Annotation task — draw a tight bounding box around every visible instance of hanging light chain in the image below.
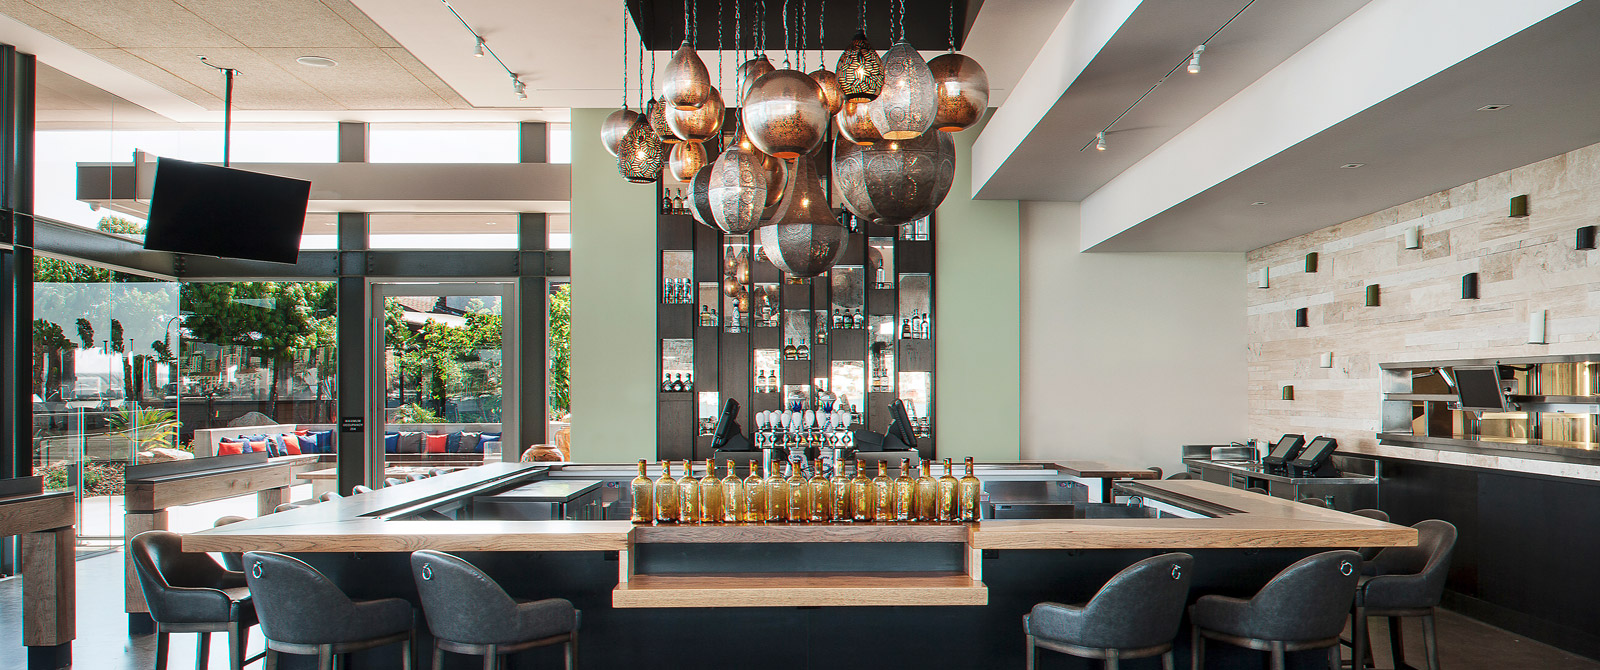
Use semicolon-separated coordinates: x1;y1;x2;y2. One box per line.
621;0;628;108
717;0;724;92
782;0;791;68
948;0;955;52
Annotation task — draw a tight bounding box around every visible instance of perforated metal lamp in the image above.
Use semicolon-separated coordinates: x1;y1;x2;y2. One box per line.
649;97;680;144
836;98;882;146
810;68;845;115
707;126;788;234
868;41;937;140
617;102;665;183
689;164;717;227
668;141;707;182
666;87;725;143
758;158;848;278
928;53;988;132
600;108;639;156
742;69;829;160
836;31;884;101
662;41;713;110
832;129;955;225
737;55;776;105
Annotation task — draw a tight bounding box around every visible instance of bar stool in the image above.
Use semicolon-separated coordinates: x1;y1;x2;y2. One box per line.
385;478;405;487
1247;487;1269;495
273;503;302;514
410;550;578;670
319;492;342;502
1349;509;1390;561
1351;520;1457;670
129;531;260;670
1165;472;1194;480
351;485;374;494
243;551;415;670
1191;550;1362;670
1298;497;1328;508
1146;466;1164;479
1024;552;1194;669
212;516;248;572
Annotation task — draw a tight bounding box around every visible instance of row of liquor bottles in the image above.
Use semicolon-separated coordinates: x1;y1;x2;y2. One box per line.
663;278;695;305
661;188;690;215
660;373;694;392
629;457;982;525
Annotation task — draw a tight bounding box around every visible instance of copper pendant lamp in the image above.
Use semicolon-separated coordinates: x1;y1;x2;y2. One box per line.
831;129;955;225
669;141;707;182
707;126;788;234
648;97;680;144
759;157;848;278
742;69;829;160
617;103;665;183
836;97;882;146
666;87;725;143
810;68;845;115
836;31;884;101
868;41;937;140
928;53;989;132
663;41;713;110
600;108;639;156
689;164;716;227
737;56;776;106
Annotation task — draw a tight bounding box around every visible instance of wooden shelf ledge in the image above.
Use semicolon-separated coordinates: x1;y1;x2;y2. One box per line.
612;572;987;608
630;522;970;544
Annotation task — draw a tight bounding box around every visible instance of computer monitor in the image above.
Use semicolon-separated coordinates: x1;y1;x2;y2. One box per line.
1289;436;1338;474
710;398;753;451
885;399;918;451
1452;365;1509;412
1262;434;1306;467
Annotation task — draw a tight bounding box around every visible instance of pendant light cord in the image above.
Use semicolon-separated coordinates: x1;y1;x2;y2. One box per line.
948;0;955;52
621;0;628;109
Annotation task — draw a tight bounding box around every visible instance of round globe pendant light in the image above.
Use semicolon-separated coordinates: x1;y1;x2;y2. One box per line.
666;87;725;143
810;68;845;115
928;53;989;132
648;97;680;145
836;97;882;146
737;55;776;105
689;164;716;227
868;41;937;140
707;127;788;234
662;41;712;110
832;129;955;225
669;141;707;182
759;157;848;278
617;103;665;183
742;69;829;160
836;31;884;101
600;108;639;156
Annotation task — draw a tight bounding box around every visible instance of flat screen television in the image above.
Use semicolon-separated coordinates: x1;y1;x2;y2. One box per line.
143;157;311;264
1452;365;1509;411
1289;436;1338;471
1262;434;1306;467
885;399;918;450
710;398;752;451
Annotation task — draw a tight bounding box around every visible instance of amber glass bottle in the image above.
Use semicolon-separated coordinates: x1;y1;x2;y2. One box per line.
745;461;767;522
700;459;724;524
653;460;679;524
723;460;747;523
872;461;894;521
676;460;700;523
914;459;938;521
764;460;787;522
959;457;982;522
938;458;959;521
829;460;852;522
893;458;915;522
850;459;873;522
630;459;654;524
786;461;809;522
808;459;831;522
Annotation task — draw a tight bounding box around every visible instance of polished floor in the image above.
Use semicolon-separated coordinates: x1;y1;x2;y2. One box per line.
3;550;1597;669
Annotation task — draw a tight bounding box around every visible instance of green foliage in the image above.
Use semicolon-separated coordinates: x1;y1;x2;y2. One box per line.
108;407;178;452
32;319;70;350
76;318;94;350
393;402;444;424
548;284;571;415
35;256;114;283
97;215;146;235
180;282;337;354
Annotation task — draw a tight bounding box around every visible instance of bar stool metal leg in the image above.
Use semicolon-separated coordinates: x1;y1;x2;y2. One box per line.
1191;626;1203;670
156;631;171;670
1025;634;1036;669
432;640;445;670
197;632;211;670
1421;614;1440;670
1106;648;1120;670
229;621;246;670
1269;640;1286;670
315;644;333;670
482;643;497;670
1352;608;1370;670
1328;643;1341;670
1389;617;1406;670
566;630;578;670
1161;650;1175;670
263;649;278;670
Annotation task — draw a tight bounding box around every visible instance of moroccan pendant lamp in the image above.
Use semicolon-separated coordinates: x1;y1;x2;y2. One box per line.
617;100;665;183
600;108;639;156
928;2;988;132
708;125;788;234
811;69;845;116
649;97;681;145
837;29;883;101
743;69;828;159
737;55;776;108
868;41;936;140
689;164;716;227
666;87;725;143
759;157;848;278
663;43;712;110
836;97;882;146
669;141;707;182
832;129;955;225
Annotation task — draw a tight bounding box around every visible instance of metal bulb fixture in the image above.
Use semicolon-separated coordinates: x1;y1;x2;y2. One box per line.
669;141;707;181
868;41;937;140
928;53;988;132
649;97;680;144
666;87;725;143
737;55;776;105
707;126;788;234
742;69;829;160
662;41;713;110
600;108;639;157
759;157;848;278
689;164;717;227
616;104;664;183
836;31;884;101
836;97;882;146
810;68;845;115
832;129;955;225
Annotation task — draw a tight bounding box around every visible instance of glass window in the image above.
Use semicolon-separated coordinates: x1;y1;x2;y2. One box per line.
548;123;572;164
548;213;571;250
368;123;519;163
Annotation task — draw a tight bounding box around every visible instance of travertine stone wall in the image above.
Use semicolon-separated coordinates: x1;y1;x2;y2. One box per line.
1246;141;1600;455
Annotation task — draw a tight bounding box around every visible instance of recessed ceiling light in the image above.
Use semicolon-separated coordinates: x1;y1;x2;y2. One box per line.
1340;163;1365;169
484;221;498;226
1476;104;1510;111
296;56;338;68
1250;201;1267;206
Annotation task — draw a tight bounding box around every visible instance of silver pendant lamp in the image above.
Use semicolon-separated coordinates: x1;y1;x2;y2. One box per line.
832;129;955;225
758;157;848;278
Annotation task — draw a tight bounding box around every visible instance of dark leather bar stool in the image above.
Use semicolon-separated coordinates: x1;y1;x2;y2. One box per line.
212;516;248;573
1351;520;1457;670
1247;487;1269;495
1147;466;1164;479
273;503;302;514
129;531;260;670
1191;550;1362;670
319;492;342;502
351;485;374;494
1298;497;1329;508
410;550;579;670
243;551;415;670
1165;472;1194;480
385;478;405;487
1024;552;1194;670
1349;509;1391;561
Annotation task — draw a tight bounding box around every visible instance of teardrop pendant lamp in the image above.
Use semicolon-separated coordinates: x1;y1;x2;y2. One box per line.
868;41;937;140
649;97;680;144
810;68;845;115
737;56;776;106
617;102;664;183
668;141;707;182
707;126;788;234
836;97;882;146
666;87;725;143
759;157;848;278
742;69;829;160
600;108;639;156
928;53;988;132
836;31;884;101
662;41;712;110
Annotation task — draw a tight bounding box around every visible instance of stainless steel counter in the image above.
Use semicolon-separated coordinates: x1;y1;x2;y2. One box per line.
1181;457;1379;511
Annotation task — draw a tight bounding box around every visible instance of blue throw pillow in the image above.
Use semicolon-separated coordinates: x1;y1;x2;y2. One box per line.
246;434;267;442
445;431;463;453
384;433;398;454
480;439;500;455
313;431;333;452
297;436;318;454
478;432;500;454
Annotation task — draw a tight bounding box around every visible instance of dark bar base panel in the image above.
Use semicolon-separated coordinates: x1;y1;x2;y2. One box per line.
27;642;69;670
1374;455;1600;661
264;548;1342;669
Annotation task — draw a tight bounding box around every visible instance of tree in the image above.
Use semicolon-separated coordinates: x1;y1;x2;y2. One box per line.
32;319;71;400
548;284;570;416
180;282;336;408
96;214;146;236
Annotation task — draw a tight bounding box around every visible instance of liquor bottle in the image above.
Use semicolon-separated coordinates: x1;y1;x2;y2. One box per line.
677;460;700;523
901;317;911;338
699;304;710;326
815;324;826;346
661;190;672;213
684;373;693;392
671;374;683;392
671;190;684;214
630;459;654;524
654;460;679;524
786;461;809;522
938;458;959;522
893;458;915;522
723;460;747;523
746;460;767;522
872;461;894;521
853;308;864;329
755;370;766;393
875;259;886;287
662;375;673;392
763;459;786;523
914;459;938;522
784;339;797;360
796;340;809;360
808;459;831;522
829;460;852;522
959;457;982;522
911;311;923;339
832;309;843;329
850;459;873;522
700;459;724;524
921;313;932;339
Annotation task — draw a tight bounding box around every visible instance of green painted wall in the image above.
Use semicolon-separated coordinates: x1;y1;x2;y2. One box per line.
934;116;1022;462
569;108;657;462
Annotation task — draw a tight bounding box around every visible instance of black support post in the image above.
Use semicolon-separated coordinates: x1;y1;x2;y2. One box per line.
519;122;548;164
519;213;548;449
335;212;368;494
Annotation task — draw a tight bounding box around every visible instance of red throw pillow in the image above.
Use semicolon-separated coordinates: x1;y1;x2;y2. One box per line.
280;434;301;455
424;434;448;453
217;441;244;456
248;440;268;453
294;430;310;436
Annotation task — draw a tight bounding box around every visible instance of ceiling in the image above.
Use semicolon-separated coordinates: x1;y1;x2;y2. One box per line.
626;0;980;51
35;61;181;128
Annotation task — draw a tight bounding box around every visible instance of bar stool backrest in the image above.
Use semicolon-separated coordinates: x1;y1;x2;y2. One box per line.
1078;552;1195;649
1367;520;1456;604
129;531;239;624
352;485;374;494
1246;550;1363;641
409;550;523;645
243;551;362;645
212;516;248;572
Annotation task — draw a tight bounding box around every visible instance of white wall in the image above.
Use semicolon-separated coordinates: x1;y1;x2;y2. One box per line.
1020;201;1247;474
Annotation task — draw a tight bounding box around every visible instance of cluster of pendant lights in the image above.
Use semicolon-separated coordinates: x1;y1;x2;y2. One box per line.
601;0;987;278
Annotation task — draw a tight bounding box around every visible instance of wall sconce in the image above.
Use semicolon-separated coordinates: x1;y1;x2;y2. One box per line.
1528;309;1546;344
1509;194;1529;217
1305;252;1318;272
1404;225;1421;249
1281;385;1295;400
1257;267;1269;288
1462;272;1479;299
1295;308;1308;328
1319;352;1333;368
1578;225;1597;250
1365;284;1380;307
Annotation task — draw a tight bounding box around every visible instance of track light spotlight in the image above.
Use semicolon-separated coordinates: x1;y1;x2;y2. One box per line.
512;78;526;100
1096;131;1107;151
1188;44;1205;74
474;36;486;57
